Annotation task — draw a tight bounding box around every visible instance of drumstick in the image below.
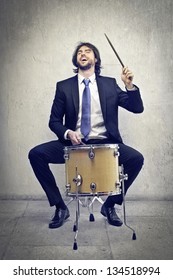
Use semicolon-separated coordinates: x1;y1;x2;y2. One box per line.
104;33;125;67
104;33;124;67
104;33;132;80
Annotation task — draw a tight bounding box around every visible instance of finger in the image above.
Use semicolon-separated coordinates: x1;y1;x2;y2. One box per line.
71;138;80;145
122;66;128;74
75;133;82;143
74;135;81;145
125;69;131;75
126;72;134;79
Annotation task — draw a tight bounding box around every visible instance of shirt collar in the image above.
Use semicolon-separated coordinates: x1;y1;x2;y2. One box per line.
78;73;96;85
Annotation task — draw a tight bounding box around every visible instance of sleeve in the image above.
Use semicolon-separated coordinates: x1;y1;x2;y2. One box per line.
114;79;144;113
48;82;68;140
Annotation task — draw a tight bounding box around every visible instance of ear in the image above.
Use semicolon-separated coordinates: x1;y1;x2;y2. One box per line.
95;58;98;63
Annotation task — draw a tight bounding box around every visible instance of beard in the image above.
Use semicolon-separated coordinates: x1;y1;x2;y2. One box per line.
77;61;94;71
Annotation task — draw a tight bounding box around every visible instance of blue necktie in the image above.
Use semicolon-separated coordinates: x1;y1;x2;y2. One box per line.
81;79;91;140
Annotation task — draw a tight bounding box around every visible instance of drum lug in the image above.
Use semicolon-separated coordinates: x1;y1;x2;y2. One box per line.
115;181;121;194
88;146;95;159
114;150;120;157
64;147;69;160
119;173;128;181
66;184;71;192
73;174;83;187
90;182;96;192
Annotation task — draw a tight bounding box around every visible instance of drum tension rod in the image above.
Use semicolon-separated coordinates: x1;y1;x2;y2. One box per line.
88;146;95;159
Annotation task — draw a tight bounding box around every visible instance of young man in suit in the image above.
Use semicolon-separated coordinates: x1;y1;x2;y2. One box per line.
28;42;144;229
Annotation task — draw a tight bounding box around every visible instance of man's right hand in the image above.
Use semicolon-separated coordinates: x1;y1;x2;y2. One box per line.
67;130;82;145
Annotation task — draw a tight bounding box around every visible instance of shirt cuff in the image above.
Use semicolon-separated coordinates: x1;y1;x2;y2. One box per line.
64;129;70;140
126;85;137;91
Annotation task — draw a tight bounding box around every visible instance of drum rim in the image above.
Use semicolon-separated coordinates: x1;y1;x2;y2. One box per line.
64;143;119;150
66;191;121;197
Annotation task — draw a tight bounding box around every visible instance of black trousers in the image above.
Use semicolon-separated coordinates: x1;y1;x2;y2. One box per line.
28;139;144;207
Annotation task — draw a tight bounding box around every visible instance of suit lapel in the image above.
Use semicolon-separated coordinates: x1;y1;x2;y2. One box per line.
96;76;107;121
71;75;79;119
70;75;107;122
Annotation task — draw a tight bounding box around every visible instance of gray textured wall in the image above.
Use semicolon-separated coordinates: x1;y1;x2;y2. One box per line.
0;0;173;200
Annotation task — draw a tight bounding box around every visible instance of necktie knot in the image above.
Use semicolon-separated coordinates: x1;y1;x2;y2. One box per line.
83;79;90;87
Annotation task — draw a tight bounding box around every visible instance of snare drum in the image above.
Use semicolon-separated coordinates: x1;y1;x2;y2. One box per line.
64;144;121;196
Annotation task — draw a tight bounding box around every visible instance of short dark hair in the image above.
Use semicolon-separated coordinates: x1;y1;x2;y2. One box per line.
72;42;102;75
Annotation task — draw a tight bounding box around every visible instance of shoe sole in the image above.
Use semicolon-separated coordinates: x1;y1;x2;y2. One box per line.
65;213;70;220
108;221;123;227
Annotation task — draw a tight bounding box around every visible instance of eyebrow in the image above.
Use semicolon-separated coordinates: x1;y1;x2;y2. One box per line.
77;48;92;53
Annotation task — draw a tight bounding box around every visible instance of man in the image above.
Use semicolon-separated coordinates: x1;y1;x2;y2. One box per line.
28;42;144;229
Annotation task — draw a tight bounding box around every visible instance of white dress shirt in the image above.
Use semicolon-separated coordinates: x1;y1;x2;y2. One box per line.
64;73;107;140
76;73;107;139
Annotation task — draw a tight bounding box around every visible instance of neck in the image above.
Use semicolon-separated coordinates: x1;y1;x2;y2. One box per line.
78;67;95;78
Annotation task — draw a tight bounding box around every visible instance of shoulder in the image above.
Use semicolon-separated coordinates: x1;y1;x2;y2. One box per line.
56;75;77;86
96;75;116;84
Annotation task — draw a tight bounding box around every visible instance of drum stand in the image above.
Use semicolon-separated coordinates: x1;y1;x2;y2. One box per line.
120;165;137;240
67;165;136;250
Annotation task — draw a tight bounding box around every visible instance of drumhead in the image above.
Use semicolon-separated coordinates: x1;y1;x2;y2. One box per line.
64;143;118;151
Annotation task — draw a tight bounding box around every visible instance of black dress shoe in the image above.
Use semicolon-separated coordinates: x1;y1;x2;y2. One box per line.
49;207;70;229
100;204;123;227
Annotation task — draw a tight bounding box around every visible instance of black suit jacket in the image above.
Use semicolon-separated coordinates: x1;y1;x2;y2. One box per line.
49;75;144;143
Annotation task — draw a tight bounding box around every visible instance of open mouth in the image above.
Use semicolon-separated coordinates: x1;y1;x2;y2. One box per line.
81;57;87;62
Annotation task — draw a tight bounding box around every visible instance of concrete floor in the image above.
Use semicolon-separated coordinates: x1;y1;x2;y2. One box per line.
0;199;172;260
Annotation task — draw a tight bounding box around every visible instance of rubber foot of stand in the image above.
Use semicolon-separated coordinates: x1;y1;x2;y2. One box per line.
73;242;78;250
132;232;137;240
89;213;95;222
73;224;77;232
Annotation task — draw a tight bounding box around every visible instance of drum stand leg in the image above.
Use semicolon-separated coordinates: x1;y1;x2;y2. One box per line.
89;196;104;205
66;197;75;206
120;165;137;240
66;196;83;207
87;196;104;222
87;197;95;222
72;167;82;250
73;197;80;250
